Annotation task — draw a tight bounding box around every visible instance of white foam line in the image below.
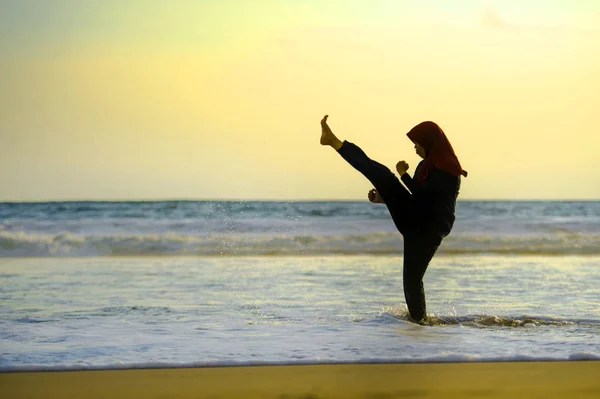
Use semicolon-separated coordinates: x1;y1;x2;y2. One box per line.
2;353;599;373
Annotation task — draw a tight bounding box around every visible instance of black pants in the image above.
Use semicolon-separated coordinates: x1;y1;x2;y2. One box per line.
337;141;442;322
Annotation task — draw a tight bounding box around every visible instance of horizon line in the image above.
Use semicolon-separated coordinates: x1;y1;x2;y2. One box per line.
1;198;599;204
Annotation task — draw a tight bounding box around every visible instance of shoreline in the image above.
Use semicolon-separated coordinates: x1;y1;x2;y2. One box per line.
3;357;600;374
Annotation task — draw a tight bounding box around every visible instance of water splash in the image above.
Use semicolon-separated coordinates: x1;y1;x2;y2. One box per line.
380;306;579;328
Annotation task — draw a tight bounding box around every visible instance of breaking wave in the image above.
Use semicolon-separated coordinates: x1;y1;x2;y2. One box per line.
1;231;600;257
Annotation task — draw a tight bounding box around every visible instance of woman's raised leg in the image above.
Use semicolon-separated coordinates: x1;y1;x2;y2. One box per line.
337;141;415;234
320;115;414;234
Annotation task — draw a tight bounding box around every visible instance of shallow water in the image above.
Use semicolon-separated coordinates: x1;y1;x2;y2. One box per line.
1;255;598;371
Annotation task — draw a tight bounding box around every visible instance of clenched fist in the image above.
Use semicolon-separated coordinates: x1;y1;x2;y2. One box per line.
396;161;409;176
368;188;384;204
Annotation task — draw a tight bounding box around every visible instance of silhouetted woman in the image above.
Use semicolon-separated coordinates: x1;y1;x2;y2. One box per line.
319;115;467;323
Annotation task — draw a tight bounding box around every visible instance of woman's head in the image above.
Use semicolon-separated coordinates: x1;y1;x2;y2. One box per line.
407;121;440;157
406;121;468;182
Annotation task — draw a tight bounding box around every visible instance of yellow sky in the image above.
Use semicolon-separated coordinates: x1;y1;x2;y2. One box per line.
1;0;599;201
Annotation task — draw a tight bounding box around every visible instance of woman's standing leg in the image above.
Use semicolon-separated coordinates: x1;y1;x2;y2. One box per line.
402;233;442;322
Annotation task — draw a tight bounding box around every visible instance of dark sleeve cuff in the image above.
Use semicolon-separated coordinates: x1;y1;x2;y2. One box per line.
401;173;420;195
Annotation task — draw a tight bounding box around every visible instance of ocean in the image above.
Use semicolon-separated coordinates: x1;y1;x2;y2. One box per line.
1;200;599;371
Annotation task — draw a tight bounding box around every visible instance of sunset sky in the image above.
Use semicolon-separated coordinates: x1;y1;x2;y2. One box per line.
1;0;599;201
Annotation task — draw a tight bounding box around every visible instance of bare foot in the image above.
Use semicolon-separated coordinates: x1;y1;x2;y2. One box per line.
320;115;333;146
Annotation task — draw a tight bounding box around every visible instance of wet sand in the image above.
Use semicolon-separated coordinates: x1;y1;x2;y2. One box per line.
2;361;599;398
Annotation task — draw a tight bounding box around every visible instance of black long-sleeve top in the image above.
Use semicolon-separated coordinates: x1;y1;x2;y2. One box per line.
401;161;461;238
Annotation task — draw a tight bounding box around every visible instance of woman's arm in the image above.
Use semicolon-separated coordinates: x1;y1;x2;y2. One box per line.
401;167;452;196
398;162;424;195
401;173;422;195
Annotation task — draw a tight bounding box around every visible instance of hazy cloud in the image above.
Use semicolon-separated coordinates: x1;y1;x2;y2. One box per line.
479;2;507;29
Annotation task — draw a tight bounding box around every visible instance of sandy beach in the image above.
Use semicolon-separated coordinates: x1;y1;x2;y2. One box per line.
2;361;599;398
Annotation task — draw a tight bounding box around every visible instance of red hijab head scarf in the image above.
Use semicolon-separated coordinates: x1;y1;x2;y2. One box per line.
407;121;468;184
